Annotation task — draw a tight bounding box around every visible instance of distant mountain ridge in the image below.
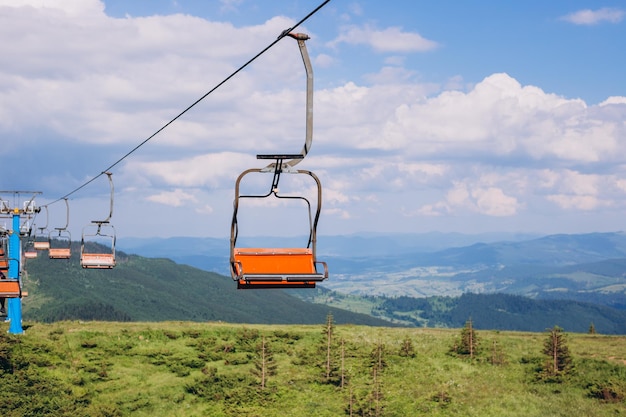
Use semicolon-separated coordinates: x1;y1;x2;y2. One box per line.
18;239;626;333
117;232;626;309
22;242;393;327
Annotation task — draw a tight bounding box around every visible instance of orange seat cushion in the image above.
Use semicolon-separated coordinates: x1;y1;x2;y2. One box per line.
0;280;21;297
233;248;316;275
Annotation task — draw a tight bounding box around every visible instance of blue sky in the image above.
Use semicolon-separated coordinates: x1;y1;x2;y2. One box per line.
1;0;625;239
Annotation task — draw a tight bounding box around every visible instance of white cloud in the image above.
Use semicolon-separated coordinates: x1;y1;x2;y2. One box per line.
195;204;214;215
329;25;439;53
560;8;625;25
379;73;623;163
0;2;302;147
0;0;104;17
600;96;626;106
473;187;519;216
314;53;335;68
3;0;626;238
546;195;603;210
219;0;243;14
363;66;418;84
419;179;520;217
146;188;198;207
124;152;250;189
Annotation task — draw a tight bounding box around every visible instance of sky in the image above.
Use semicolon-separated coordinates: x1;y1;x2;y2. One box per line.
1;0;626;240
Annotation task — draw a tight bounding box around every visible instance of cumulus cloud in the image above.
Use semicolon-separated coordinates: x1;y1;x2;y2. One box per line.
3;0;626;237
123;152;250;189
328;25;439;53
417;177;520;217
0;1;302;147
146;189;198;207
379;73;624;163
560;8;625;25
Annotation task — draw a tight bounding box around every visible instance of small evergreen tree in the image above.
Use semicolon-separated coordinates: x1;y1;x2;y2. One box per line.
589;322;596;335
489;339;507;366
370;340;387;376
351;370;385;417
540;326;573;382
398;336;416;358
251;336;277;389
451;318;479;359
340;337;348;389
319;312;341;385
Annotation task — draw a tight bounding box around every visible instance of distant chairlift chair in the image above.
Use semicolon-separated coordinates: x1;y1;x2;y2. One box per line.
33;206;51;251
80;172;116;269
48;199;71;259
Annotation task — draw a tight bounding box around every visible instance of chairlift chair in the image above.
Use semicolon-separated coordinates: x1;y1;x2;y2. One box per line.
231;162;328;289
34;205;51;250
229;33;328;289
80;172;116;269
23;240;37;259
48;198;71;259
81;222;116;269
48;229;72;259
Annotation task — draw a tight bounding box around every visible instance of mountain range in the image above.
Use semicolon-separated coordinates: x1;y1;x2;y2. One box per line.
13;231;626;334
118;231;626;308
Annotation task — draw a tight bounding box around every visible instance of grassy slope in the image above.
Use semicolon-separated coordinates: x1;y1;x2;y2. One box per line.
1;320;625;416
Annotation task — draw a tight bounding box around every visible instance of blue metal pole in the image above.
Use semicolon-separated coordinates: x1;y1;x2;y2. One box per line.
7;210;23;334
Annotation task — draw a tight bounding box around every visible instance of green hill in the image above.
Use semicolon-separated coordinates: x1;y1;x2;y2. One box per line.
20;242;393;327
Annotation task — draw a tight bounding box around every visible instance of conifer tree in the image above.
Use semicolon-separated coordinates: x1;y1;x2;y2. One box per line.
319;312;341;385
399;336;416;358
540;326;573;381
589;322;596;335
451;318;479;359
370;340;387;376
489;340;507;366
251;336;277;389
324;312;334;379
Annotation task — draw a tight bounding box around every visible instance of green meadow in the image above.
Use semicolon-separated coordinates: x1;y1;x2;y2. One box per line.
1;320;625;416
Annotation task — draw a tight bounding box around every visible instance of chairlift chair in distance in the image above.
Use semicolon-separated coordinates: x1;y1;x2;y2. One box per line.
23;239;37;259
33;205;51;250
21;201;39;259
229;32;328;289
48;198;72;259
80;172;116;269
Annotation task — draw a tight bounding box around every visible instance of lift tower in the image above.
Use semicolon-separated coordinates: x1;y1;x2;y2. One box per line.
0;191;41;334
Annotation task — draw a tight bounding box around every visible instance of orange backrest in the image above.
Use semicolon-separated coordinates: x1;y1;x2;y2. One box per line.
233;248;316;275
0;280;20;297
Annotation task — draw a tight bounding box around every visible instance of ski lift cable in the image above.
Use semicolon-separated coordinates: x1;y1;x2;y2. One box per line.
45;0;331;207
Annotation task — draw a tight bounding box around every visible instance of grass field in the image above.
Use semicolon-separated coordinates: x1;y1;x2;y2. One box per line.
1;320;625;416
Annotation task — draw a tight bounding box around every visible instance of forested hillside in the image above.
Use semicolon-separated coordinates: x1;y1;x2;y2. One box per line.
20;242;392;327
119;232;626;308
17;242;626;334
